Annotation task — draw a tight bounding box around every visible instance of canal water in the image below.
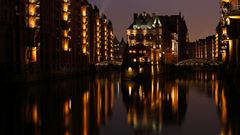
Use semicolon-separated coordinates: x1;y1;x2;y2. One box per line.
2;72;240;135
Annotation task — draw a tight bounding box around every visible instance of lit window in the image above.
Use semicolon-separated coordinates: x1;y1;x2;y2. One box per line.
29;17;36;28
63;39;69;51
83;47;87;54
226;18;230;25
82;17;87;23
82;31;86;37
63;3;68;12
83;25;86;30
82;8;87;16
63;30;68;37
28;4;36;16
31;47;37;62
223;28;227;35
63;12;69;21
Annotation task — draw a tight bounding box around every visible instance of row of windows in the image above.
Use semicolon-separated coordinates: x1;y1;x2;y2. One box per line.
129;34;161;42
129;50;147;54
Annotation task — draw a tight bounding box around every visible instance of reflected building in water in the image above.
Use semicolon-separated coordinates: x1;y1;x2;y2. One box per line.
2;72;240;135
176;71;240;135
1;73;120;135
121;79;188;134
212;79;240;135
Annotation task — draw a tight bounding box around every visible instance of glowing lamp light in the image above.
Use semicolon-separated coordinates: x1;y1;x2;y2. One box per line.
139;67;143;73
128;85;132;96
128;67;133;72
229;15;240;19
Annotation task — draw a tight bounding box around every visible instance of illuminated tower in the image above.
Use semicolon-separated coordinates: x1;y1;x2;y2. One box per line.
107;21;114;61
103;18;108;61
81;2;89;55
96;14;101;62
62;0;71;52
25;0;40;63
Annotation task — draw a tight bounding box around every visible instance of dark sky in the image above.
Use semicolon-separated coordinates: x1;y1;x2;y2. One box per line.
88;0;220;41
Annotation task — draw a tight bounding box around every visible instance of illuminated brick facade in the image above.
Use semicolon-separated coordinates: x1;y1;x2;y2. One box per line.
0;0;114;82
127;12;188;65
217;0;240;65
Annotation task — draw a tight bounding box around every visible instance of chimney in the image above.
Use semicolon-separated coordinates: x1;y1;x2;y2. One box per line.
134;13;138;22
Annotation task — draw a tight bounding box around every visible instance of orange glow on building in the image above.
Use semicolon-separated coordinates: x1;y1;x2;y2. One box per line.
223;28;227;35
83;31;86;37
63;39;69;51
29;17;36;28
81;5;88;54
62;0;71;51
64;30;69;37
26;0;39;29
63;12;69;21
28;4;36;16
83;47;87;54
63;3;68;12
31;47;37;62
96;18;101;62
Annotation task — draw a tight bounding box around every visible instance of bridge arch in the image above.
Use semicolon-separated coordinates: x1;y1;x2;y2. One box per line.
175;59;219;66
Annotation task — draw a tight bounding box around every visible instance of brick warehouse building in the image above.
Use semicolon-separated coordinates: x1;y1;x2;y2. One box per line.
126;12;188;65
0;0;114;82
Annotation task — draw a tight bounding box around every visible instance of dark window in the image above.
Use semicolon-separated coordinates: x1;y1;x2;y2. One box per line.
129;34;135;40
136;34;143;42
145;34;153;41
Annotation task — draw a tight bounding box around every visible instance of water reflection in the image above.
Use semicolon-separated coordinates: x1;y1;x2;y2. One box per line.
1;71;240;135
2;73;120;135
121;78;188;134
176;71;240;135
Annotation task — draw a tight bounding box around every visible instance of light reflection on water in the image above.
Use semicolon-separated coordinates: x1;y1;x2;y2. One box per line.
1;71;240;135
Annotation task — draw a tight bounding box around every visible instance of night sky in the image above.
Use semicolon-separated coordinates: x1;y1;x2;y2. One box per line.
88;0;220;42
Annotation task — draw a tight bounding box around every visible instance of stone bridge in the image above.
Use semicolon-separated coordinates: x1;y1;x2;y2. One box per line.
175;59;220;67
